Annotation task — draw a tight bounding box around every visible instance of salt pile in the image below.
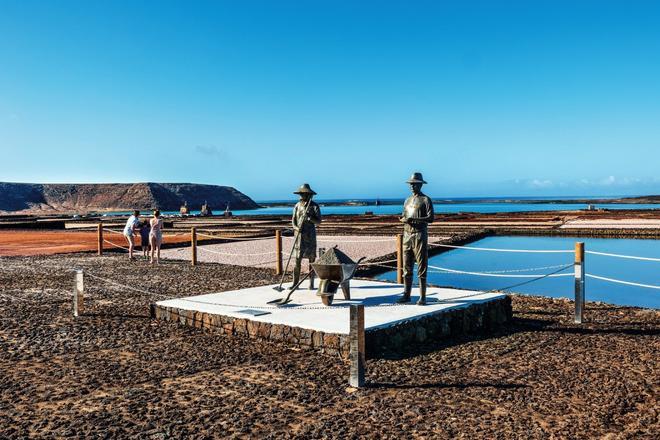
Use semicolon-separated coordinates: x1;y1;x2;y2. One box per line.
316;247;354;265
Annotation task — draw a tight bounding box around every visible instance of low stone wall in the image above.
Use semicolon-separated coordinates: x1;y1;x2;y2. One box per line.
365;296;512;358
150;304;351;357
150;295;512;359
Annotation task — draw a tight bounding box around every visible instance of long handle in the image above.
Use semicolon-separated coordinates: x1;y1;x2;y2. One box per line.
278;271;311;305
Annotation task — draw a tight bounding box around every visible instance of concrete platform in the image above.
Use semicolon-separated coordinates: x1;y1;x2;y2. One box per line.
151;280;512;358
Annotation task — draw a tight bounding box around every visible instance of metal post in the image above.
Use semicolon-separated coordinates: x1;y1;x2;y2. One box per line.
191;227;197;266
275;230;283;275
349;304;365;388
396;234;403;284
97;223;103;256
574;242;585;324
73;269;84;317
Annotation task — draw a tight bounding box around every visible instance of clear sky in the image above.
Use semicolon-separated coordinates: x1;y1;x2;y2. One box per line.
1;0;659;200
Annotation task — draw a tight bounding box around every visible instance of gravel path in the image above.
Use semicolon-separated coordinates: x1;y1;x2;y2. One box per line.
0;254;658;439
160;235;447;270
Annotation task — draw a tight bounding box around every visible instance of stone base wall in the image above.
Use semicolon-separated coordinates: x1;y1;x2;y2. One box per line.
365;296;512;358
150;304;351;357
150;296;512;359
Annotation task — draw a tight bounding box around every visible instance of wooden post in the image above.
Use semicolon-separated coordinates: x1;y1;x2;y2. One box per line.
97;223;103;256
73;269;84;317
349;304;365;388
275;230;283;275
191;227;197;266
396;234;403;284
574;242;585;324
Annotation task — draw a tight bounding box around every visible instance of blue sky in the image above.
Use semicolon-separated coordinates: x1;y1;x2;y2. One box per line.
1;0;659;200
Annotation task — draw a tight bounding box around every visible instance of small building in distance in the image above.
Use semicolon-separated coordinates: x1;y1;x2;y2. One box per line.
200;201;213;217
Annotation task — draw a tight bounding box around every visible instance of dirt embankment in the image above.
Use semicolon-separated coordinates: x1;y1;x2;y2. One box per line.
0;254;657;438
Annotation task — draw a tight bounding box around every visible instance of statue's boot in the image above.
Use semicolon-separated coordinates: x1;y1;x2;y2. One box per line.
396;276;412;303
416;278;427;305
289;265;301;290
309;270;315;290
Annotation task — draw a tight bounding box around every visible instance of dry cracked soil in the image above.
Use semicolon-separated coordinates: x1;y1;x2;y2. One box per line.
0;253;658;439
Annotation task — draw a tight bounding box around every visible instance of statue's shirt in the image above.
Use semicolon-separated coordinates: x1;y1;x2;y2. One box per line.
292;200;322;258
402;193;434;235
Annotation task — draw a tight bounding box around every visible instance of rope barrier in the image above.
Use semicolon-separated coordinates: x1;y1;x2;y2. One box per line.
585;274;660;290
103;228;126;235
427;264;574;278
585;251;660;262
428;243;573;253
492;265;576;292
103;239;129;251
196;232;276;241
196;246;278;257
359;258;398;267
317;238;394;244
83;271;498;310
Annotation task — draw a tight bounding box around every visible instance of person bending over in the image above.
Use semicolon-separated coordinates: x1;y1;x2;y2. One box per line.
123;210;141;260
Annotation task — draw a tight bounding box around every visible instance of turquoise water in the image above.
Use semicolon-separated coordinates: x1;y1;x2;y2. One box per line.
376;236;660;309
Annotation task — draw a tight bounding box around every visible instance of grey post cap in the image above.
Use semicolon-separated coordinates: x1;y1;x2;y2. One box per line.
406;172;427;184
293;183;317;195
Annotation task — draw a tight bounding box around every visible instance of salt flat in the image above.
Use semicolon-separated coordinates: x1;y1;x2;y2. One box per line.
160;234;447;269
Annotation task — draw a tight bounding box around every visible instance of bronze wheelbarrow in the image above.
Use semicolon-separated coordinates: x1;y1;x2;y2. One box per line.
311;256;365;306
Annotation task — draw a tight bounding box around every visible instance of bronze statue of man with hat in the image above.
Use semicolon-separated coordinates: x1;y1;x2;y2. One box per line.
398;172;435;305
291;183;322;289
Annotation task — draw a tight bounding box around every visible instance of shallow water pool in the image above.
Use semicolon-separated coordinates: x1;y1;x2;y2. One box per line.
376;235;660;309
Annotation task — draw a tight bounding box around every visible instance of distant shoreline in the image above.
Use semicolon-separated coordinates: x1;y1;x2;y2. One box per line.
259;195;660;208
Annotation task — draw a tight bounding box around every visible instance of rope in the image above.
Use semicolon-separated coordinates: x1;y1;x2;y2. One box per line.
103;228;126;235
492;265;575;292
585;274;660;290
196;246;278;257
85;272;159;296
83;270;499;310
432;263;570;274
359;258;398;267
196;232;276;241
103;239;129;251
317;238;394;243
427;264;574;278
585;251;660;262
428;243;573;253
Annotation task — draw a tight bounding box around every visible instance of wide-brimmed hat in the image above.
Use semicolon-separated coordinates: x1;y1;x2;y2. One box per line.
293;183;317;195
406;172;427;184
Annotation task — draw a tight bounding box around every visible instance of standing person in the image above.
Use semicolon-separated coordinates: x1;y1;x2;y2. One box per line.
139;220;151;258
123;210;141;260
149;210;163;264
398;172;434;305
291;183;322;289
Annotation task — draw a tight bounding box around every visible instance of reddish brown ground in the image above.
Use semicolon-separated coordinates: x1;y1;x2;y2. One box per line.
0;231;193;257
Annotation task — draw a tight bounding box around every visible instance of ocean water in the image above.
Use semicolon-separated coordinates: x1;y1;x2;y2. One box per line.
376;236;660;309
231;202;660;216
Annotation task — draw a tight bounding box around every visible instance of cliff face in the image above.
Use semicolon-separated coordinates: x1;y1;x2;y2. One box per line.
0;182;259;213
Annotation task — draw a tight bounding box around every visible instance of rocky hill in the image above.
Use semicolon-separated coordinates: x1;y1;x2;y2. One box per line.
0;182;259;213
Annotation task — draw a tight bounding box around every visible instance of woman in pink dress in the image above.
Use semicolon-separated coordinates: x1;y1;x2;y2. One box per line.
149;210;163;264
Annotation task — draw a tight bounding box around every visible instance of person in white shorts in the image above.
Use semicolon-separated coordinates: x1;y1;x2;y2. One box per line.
123;210;141;259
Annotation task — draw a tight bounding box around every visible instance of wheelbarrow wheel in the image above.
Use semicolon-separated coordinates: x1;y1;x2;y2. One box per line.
321;295;334;306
